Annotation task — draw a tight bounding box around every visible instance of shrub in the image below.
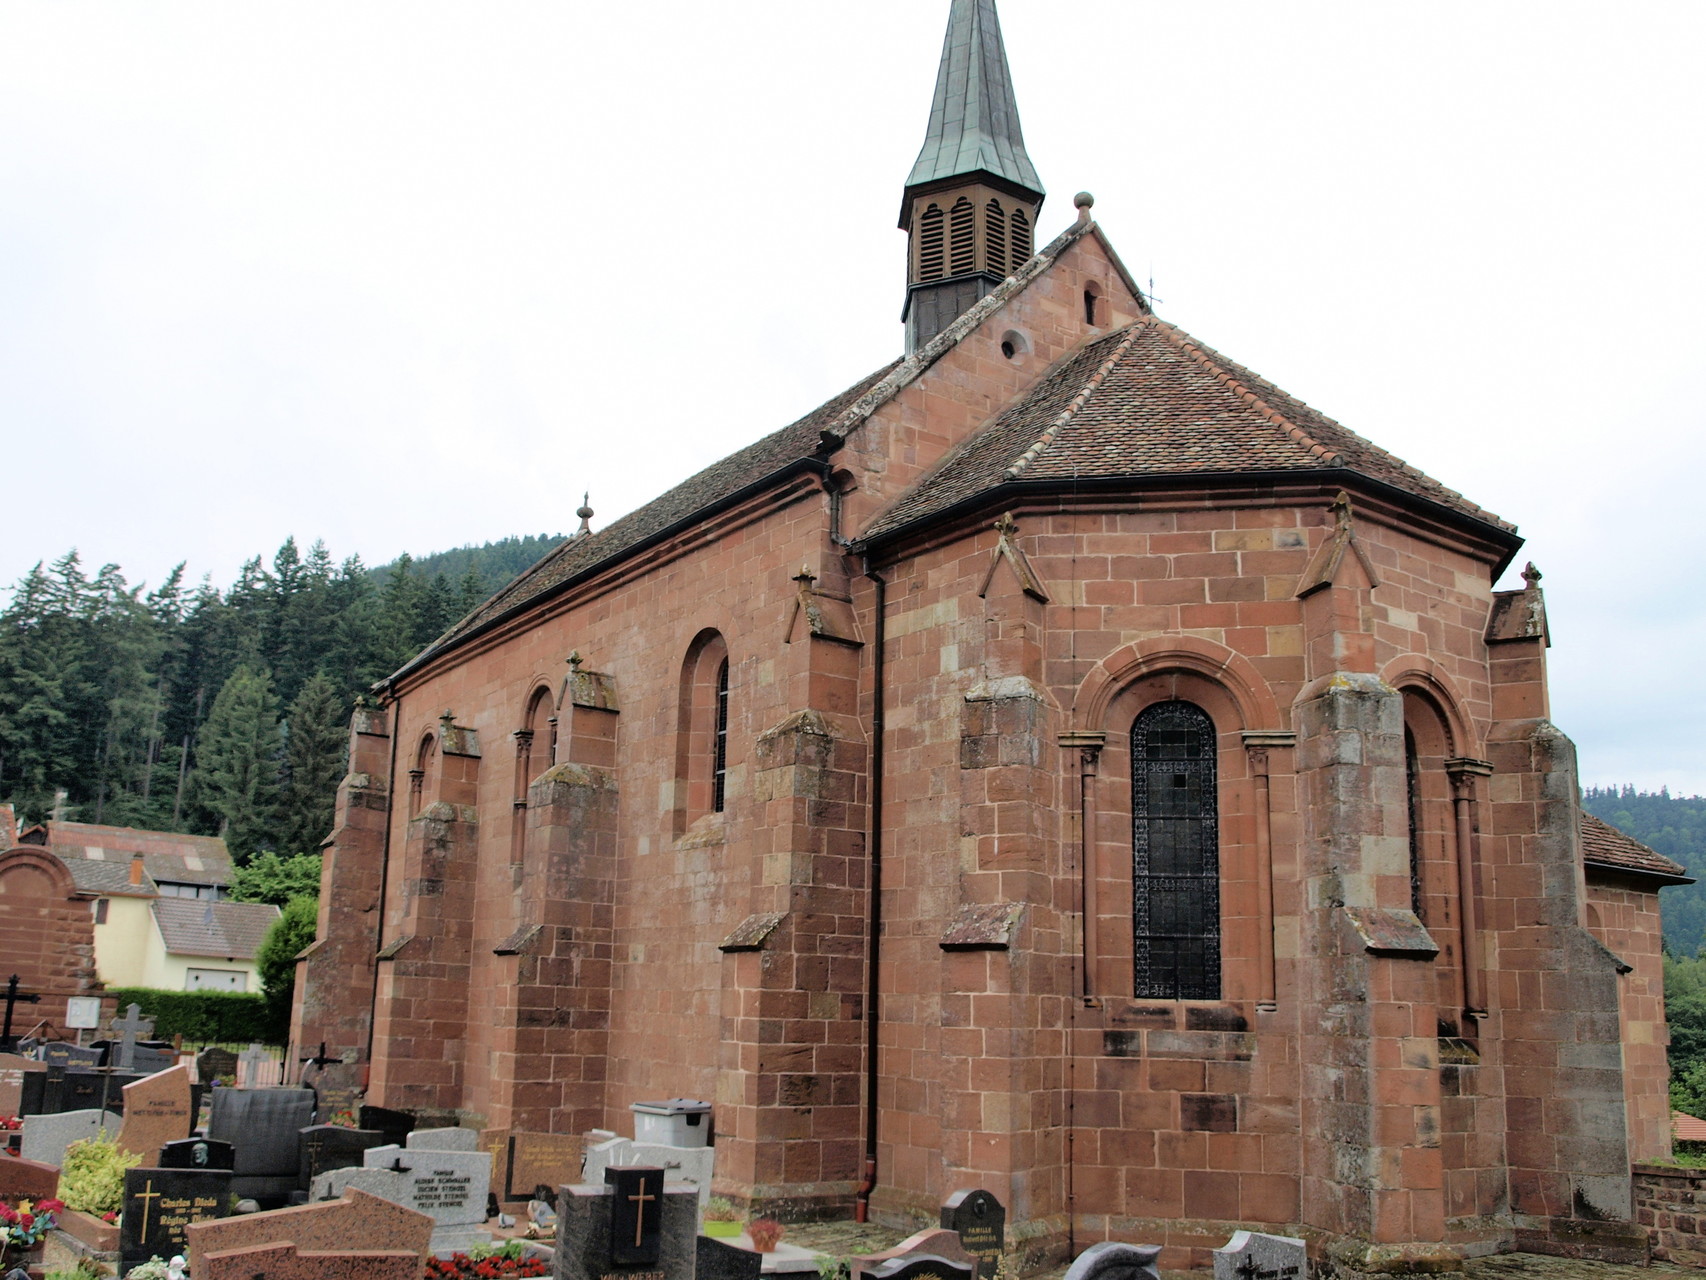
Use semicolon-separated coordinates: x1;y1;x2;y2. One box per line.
58;1132;142;1215
256;895;318;1038
98;988;274;1044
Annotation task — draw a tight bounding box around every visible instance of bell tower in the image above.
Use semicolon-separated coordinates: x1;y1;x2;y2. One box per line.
902;0;1046;352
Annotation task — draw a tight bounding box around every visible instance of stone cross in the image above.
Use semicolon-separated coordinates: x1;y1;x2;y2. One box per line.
113;1003;153;1071
0;974;41;1052
239;1043;272;1087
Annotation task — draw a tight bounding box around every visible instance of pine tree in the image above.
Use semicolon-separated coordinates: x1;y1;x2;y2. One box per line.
190;665;282;861
277;672;346;855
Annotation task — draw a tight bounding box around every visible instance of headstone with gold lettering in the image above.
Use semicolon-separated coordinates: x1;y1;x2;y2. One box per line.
1213;1231;1305;1280
556;1178;698;1280
121;1165;234;1270
942;1190;1005;1280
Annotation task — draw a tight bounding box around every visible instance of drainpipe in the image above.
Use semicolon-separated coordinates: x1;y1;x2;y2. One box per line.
855;559;888;1222
366;686;402;1070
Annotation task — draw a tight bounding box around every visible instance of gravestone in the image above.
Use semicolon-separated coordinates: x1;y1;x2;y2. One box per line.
0;1152;61;1202
305;1058;364;1124
19;1108;120;1166
1062;1242;1163;1280
310;1142;492;1254
196;1047;238;1085
405;1126;479;1153
607;1167;666;1266
238;1043;277;1088
128;1044;177;1075
864;1257;976;1280
556;1180;698;1280
198;1241;421;1280
942;1189;1006;1280
503;1132;586;1205
696;1232;763;1280
1213;1231;1306;1280
185;1185;433;1279
118;1064;193;1161
853;1230;978;1280
584;1136;716;1214
121;1165;234;1270
298;1124;386;1189
207;1087;316;1202
110;1003;155;1071
359;1105;415;1147
161;1137;237;1170
40;1042;103;1071
0;1052;45;1116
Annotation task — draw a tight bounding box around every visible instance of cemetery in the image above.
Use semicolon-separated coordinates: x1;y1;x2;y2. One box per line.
0;990;1315;1280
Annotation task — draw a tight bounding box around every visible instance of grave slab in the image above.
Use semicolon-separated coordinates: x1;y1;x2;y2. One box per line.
406;1126;479;1152
583;1137;717;1214
942;1190;1005;1280
697;1233;763;1280
19;1108;120;1166
0;1152;60;1202
121;1165;235;1270
185;1184;433;1277
1213;1231;1307;1280
556;1182;698;1280
118;1063;193;1161
854;1230;977;1280
862;1256;975;1280
1062;1242;1163;1280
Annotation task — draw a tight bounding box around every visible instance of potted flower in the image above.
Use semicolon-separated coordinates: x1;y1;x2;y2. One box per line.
746;1217;785;1253
0;1196;63;1271
702;1196;743;1238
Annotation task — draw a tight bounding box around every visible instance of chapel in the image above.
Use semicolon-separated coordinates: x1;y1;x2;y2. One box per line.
292;1;1686;1270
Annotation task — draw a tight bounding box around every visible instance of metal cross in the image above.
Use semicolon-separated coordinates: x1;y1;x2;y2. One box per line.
628;1183;656;1247
0;974;41;1052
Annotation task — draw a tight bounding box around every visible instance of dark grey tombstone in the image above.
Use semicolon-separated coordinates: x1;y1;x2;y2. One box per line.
62;1068;142;1115
606;1165;666;1266
297;1124;387;1189
196;1046;239;1084
866;1259;974;1280
206;1086;315;1202
121;1165;234;1270
359;1104;416;1147
1062;1243;1163;1280
942;1189;1006;1280
39;1043;102;1071
128;1043;176;1075
1212;1231;1306;1280
555;1183;697;1280
696;1234;763;1280
160;1137;237;1170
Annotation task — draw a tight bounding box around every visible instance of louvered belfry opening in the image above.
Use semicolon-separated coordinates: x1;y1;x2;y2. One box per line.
903;181;1042;350
985;198;1007;277
1132;700;1221;1001
948;198;976;276
1011;206;1031;261
918;203;946;282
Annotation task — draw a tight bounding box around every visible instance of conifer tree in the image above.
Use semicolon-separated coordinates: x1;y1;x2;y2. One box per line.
278;672;345;855
190;664;282;860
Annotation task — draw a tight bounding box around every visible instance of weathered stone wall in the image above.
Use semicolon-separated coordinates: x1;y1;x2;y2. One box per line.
1586;876;1672;1164
1634;1163;1705;1266
0;847;97;1033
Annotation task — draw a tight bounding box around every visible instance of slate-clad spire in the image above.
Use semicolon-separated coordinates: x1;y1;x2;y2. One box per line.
904;0;1044;211
900;0;1046;351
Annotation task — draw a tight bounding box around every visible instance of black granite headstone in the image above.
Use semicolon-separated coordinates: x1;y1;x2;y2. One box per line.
358;1104;415;1147
20;1066;142;1116
207;1087;315;1203
40;1043;102;1071
697;1233;763;1280
605;1165;666;1266
121;1166;233;1269
943;1188;1006;1280
196;1046;239;1084
1061;1243;1162;1280
160;1137;237;1170
866;1258;976;1280
296;1124;386;1189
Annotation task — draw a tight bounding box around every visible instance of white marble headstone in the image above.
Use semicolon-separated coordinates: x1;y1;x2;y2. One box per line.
580;1135;717;1214
311;1142;492;1254
1213;1231;1306;1280
21;1108;121;1166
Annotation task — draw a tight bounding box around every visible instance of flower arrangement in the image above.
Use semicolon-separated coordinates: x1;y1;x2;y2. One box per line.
425;1241;549;1278
747;1217;785;1252
0;1115;21;1131
0;1197;64;1262
328;1109;359;1128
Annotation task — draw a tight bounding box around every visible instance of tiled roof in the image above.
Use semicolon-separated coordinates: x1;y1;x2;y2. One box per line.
1674;1111;1706;1142
44;821;233;887
61;856;156;898
152;897;281;961
1581;811;1690;883
859;315;1514;543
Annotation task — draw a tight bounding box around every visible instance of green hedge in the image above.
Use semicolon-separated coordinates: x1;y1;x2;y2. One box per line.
100;988;278;1045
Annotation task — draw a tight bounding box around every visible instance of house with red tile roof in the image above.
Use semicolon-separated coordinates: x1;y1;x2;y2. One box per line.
294;0;1686;1268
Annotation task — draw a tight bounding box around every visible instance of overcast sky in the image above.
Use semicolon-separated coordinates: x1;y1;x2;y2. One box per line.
2;2;1701;793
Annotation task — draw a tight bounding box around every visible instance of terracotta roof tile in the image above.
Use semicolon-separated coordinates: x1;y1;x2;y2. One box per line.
45;821;233;887
60;857;156;898
1674;1111;1706;1142
860;315;1514;542
1580;811;1690;882
152;898;281;961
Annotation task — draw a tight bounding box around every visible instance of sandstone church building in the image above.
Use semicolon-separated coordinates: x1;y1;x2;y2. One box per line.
294;2;1685;1270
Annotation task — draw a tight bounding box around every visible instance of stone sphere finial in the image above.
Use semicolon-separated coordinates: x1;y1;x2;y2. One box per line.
1075;191;1095;209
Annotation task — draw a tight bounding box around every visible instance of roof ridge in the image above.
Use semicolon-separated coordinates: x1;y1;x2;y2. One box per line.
1147;317;1343;466
1004;324;1143;479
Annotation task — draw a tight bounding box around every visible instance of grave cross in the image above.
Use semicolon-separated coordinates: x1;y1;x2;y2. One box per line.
0;974;42;1052
627;1182;657;1247
134;1178;162;1238
112;1003;153;1071
238;1043;272;1086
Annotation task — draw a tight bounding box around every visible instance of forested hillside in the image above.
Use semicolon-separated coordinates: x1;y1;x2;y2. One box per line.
0;533;561;851
1582;786;1706;956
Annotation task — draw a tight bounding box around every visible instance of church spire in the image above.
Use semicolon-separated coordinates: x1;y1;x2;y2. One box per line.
901;0;1046;351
